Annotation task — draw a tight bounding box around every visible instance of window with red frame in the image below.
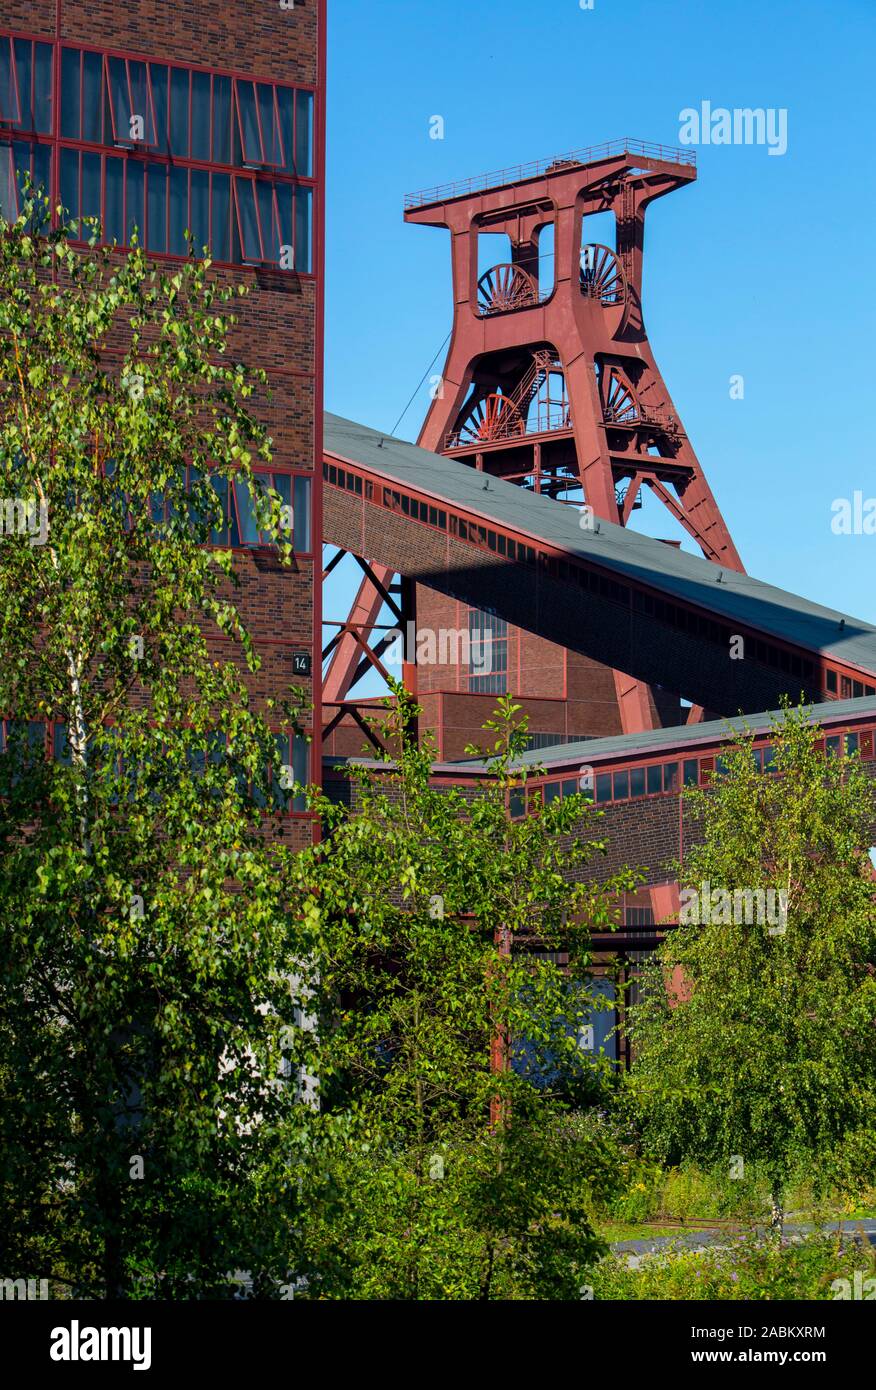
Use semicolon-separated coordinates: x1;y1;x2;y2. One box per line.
0;37;316;270
143;464;311;553
1;37;52;131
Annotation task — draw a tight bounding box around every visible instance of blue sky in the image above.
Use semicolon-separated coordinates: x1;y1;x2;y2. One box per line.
323;0;876;686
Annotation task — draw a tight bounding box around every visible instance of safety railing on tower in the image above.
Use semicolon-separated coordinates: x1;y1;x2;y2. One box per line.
405;139;697;210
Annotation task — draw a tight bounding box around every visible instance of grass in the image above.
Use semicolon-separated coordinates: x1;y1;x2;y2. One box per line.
589;1229;876;1300
598;1219;726;1243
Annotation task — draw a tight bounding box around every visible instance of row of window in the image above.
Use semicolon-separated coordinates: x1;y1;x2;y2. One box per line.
0;720;309;812
60;146;311;267
2;139;312;270
322;463;538;565
59;47;313;176
509;729;873;815
2;453;312;553
110;464;312;553
323;461;871;700
0;35;315;271
825;669;876;700
1;38;314;176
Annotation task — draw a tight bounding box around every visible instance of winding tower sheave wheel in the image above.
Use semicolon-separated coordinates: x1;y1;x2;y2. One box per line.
600;364;640;425
580;243;629;335
456;392;526;445
580;244;626;306
477;263;538;315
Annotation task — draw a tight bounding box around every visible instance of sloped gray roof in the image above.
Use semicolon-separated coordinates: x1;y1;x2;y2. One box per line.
484;694;876;772
322;694;876;777
324;412;876;676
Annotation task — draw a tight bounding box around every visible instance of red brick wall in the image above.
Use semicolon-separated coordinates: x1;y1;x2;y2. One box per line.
2;0;325;847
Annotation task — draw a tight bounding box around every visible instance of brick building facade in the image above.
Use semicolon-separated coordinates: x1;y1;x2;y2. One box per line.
0;0;326;843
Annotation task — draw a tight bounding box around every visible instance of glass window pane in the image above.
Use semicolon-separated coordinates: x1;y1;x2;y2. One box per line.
292;733;308;811
81;151;101;230
293;476;311;551
146;162;167;252
208;472;228;545
105;155;124;243
59;147;78;223
595;773;612;803
150;64;167;149
278;86;294;174
295;186;312;273
60;47;80;138
0;38;20;123
234;478;260;545
662;762;678;792
190;168;209;253
235;176;261;260
0;145;18;221
630;767;645;798
295;89;313;176
169;65;189;155
53;723;72;766
646;764;662;795
276;184;294;267
613;770;629;801
126;158;144;244
32;144;50;212
107;56;129;140
33;42;52;134
683;758;699;786
212;74;231;164
79;48;102;143
256;178;277;259
10;140;29;196
210;171;230;261
258;83;282;165
169;165;188;255
127;60;153;143
191;69;210;160
12;38;31;131
236;80;262;163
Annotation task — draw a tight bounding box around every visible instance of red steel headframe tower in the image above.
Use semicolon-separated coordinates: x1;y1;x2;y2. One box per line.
323;140;742;752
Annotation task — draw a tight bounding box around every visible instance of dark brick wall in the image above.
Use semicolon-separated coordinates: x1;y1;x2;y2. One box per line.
324;486;823;720
415;586;626;752
3;1;318;85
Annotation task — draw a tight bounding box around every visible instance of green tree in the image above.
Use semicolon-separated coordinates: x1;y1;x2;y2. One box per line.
624;705;876;1229
293;686;638;1298
0;195;319;1296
